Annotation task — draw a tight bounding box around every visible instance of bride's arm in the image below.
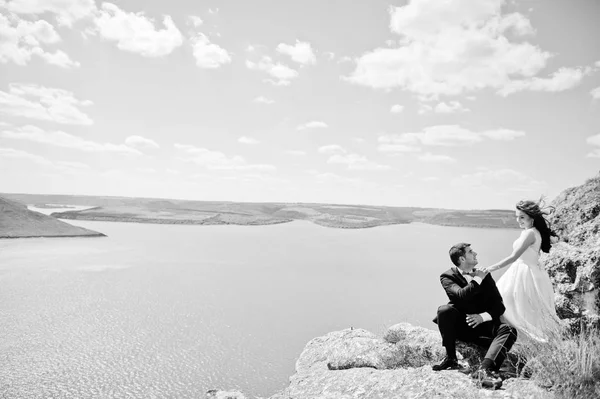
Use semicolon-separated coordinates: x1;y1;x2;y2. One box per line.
486;230;536;273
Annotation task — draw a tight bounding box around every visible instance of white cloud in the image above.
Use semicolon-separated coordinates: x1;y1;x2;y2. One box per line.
498;66;591;96
434;101;470;113
327;153;391;171
190;33;231;68
379;125;525;149
252;96;274;104
344;0;564;97
377;143;421;153
591;86;600;100
188;15;203;27
1;0;97;27
317;144;390;171
481;129;525;141
382;125;483;147
452;167;546;192
238;136;259;145
390;104;404;113
246;56;298;86
1;125;142;155
125;135;159;149
318;144;346;154
0;83;93;125
308;170;363;185
175;143;276;171
418;103;433;115
94;3;183;57
352;138;366;144
297;121;328;130
0;147;90;172
418;152;456;163
0;13;79;67
276;40;316;65
586;134;600;158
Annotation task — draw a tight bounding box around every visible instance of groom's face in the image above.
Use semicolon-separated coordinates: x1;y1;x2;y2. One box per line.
462;246;478;267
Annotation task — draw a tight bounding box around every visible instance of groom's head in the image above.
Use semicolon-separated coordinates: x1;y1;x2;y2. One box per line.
449;243;478;268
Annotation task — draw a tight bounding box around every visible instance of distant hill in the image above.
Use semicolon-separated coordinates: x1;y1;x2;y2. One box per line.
0;196;105;239
0;193;519;229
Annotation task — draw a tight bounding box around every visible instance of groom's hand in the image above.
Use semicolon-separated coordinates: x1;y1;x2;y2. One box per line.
466;314;484;328
473;268;489;279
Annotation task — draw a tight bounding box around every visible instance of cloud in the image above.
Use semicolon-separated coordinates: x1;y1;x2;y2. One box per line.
1;0;97;27
175;143;276;171
377;143;421;153
297;121;328;130
418;152;456;163
481;129;525;141
125;135;159;149
390;104;404;113
434;101;470;113
190;33;231;68
308;170;363;185
327;153;391;170
0;13;79;67
318;144;345;154
1;125;142;155
246;56;298;86
378;125;525;149
94;3;183;57
238;136;259;145
252;96;274;104
452;167;546;192
0;147;90;172
0;83;93;125
586;134;600;158
498;66;591;96
318;144;391;171
591;86;600;100
343;0;570;97
276;40;316;65
188;15;203;27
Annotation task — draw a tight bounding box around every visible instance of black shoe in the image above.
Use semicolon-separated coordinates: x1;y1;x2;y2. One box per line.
471;368;503;390
432;357;459;371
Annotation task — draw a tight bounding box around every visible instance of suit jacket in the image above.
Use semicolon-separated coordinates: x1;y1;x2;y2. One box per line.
434;267;506;323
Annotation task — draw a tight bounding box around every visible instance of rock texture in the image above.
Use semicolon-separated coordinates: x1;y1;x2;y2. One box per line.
266;325;547;399
544;172;600;330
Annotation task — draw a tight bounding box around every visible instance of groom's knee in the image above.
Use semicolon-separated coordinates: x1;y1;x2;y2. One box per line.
437;304;460;323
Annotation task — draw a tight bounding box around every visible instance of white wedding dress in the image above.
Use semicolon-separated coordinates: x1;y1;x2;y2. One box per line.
496;228;561;342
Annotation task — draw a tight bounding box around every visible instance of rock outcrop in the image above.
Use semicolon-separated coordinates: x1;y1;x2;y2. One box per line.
208;324;548;399
544;172;600;330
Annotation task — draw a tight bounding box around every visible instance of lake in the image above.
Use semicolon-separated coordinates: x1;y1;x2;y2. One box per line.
0;219;516;398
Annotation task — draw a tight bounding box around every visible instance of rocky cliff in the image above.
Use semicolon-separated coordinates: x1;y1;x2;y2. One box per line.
544;172;600;330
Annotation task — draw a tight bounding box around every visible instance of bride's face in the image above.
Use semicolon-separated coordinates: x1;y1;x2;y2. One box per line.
516;209;534;229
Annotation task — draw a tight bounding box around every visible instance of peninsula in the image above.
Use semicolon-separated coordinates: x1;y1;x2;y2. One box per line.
0;196;105;239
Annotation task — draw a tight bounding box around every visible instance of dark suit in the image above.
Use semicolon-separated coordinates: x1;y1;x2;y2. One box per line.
434;267;517;370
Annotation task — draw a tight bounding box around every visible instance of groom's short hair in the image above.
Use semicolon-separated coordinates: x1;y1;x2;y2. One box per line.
449;243;471;266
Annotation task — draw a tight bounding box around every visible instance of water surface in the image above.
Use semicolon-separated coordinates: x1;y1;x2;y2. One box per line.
0;220;516;398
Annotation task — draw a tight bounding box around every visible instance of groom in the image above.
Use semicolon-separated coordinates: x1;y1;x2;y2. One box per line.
432;243;518;389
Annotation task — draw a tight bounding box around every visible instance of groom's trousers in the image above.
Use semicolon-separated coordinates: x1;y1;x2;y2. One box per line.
436;304;518;369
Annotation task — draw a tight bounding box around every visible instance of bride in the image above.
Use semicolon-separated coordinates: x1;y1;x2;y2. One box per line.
484;200;562;342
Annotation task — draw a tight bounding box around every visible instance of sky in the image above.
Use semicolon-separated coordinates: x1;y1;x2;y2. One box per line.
0;0;599;210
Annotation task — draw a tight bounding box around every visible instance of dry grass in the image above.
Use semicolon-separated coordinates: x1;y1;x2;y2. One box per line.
521;325;600;398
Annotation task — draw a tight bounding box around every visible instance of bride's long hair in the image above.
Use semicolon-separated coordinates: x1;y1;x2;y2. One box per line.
516;199;557;253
